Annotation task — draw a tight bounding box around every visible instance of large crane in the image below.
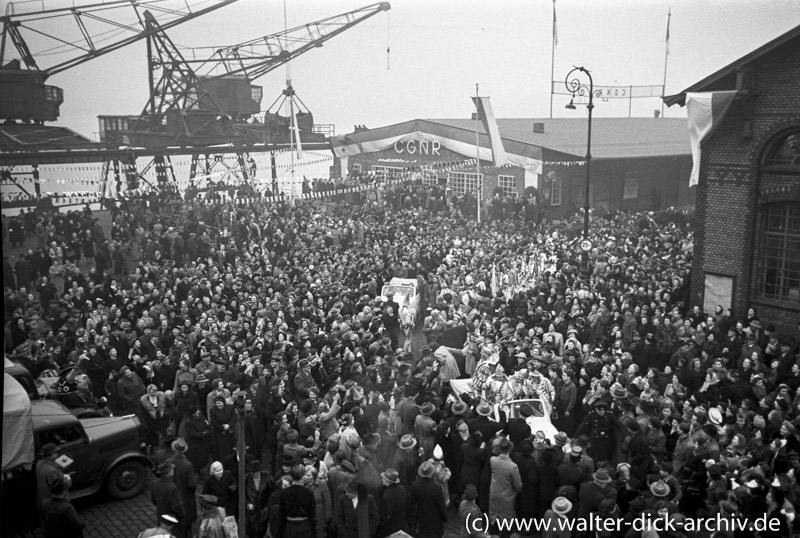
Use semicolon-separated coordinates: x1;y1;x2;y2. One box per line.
100;2;391;149
0;0;238;124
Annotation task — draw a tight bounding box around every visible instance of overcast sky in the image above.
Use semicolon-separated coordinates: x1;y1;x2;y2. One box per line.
13;0;800;141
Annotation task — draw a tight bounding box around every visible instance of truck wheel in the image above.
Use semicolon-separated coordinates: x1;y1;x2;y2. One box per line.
106;461;147;500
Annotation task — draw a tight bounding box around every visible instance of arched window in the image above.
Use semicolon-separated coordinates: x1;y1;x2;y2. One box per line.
760;201;800;302
765;130;800;170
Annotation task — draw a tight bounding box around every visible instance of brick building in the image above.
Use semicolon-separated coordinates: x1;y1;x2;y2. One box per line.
331;117;693;219
664;24;800;330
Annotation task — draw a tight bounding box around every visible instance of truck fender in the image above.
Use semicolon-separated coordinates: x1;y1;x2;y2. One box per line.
105;451;153;474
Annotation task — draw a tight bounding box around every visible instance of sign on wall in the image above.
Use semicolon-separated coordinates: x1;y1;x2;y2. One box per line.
703;273;734;314
623;171;639;200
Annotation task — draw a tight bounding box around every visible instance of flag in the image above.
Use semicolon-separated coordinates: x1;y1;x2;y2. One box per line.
553;0;558;47
491;263;499;297
665;9;671;55
685;91;737;186
471;96;510;166
289;98;304;160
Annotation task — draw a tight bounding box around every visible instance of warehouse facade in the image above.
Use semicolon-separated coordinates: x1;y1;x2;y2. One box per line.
331;117;694;220
665;24;800;329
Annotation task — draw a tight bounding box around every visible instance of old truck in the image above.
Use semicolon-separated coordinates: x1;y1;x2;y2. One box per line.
2;373;150;535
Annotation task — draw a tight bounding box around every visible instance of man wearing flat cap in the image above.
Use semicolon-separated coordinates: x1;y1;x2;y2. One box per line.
151;462;185;536
36;443;71;517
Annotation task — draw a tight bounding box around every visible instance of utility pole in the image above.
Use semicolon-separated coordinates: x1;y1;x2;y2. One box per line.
475;83;481;224
235;390;247;538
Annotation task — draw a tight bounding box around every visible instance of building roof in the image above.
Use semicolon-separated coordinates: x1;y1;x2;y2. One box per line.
0;123;100;152
425;117;690;160
663;23;800;107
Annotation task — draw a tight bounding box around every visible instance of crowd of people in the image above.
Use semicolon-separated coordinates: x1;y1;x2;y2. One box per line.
4;177;800;538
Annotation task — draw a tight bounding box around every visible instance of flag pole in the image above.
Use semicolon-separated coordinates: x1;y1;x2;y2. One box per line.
661;8;671;117
475;83;482;224
550;0;557;118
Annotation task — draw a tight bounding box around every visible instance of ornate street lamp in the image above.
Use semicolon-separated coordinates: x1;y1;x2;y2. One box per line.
564;66;601;239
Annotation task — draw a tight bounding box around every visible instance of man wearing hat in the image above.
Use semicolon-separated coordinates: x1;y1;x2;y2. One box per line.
40;477;84;538
505;403;533;447
244;460;270;538
416;402;438;459
577;468;617;520
334;480;379;538
391;434;419;487
150;462;185;535
377;469;409;538
36;442;71;514
293;358;318;400
409;461;448;538
138;514;178;538
557;445;590;491
541;497;573;538
468;401;504;442
447;399;472;429
170;438;196;538
489;437;522;536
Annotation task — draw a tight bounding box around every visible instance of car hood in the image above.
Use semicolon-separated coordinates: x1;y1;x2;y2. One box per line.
525;416;558;442
81;415;140;439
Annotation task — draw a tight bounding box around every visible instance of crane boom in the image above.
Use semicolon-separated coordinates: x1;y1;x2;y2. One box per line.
185;2;391;82
0;0;239;78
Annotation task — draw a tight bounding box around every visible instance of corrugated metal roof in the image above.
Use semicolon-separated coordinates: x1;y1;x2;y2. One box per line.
424;117;690;159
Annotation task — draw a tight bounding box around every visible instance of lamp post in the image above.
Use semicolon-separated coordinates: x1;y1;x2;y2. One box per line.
564;66;601;239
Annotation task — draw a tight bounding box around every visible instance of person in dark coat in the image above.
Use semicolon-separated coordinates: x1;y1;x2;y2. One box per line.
14;254;33;290
513;439;538;520
459;431;485;495
334;481;379;538
467;402;505;441
209;396;237;462
151;462;185;529
574;400;628;465
173;384;200;433
557;445;589;491
203;461;237;518
376;469;409;538
242;399;264;460
390;434;418;487
184;406;211;474
277;465;317;538
169;439;197;538
244;459;272;538
409;461;447;538
41;478;84;538
535;445;561;517
506;403;534;448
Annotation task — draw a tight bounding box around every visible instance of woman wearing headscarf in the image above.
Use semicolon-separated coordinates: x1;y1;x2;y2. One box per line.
208;396;237;462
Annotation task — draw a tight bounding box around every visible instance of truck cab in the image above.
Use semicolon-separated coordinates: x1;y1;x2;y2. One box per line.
2;397;150;535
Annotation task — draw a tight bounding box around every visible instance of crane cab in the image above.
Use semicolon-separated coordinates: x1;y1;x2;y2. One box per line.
0;63;63;122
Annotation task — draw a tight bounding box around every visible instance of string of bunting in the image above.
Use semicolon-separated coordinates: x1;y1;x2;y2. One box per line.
178;175;417;206
373;157;586;171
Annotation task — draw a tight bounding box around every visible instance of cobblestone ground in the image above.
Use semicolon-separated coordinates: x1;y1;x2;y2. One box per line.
10;481;463;538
